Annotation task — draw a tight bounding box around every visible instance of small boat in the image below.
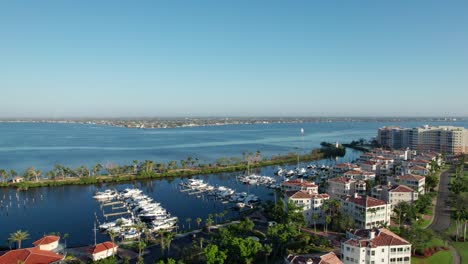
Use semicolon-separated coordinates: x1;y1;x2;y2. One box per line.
236;202;245;209
274;167;284;175
122;228;140;240
285;170;295;177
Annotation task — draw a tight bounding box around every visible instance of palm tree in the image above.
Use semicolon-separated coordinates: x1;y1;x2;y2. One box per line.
134;221;146;259
133;160;139;174
262;243;272;264
196;217;202;229
312;213;319;232
93;163;103;176
186;218;192;230
107;230;117;256
9;230;29;249
63;233;70;248
205;217;213;233
0;169;8;183
165;232;174;255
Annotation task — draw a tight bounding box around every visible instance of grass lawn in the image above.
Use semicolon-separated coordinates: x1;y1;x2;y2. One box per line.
452;242;468;264
411;250;452;264
416;218;431;229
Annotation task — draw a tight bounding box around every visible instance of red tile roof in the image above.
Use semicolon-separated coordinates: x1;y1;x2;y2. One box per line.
0;247;63;264
342;195;387;207
344;228;410;248
410;165;427;171
334;163;356;168
286;252;342;264
389;185;415;193
343;170;362;175
89;242;117;254
33;236;60;246
286;190;329;200
328;177;353;184
282;179;317;188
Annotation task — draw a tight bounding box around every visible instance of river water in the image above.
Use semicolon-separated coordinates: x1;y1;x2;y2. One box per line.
0;121;466;247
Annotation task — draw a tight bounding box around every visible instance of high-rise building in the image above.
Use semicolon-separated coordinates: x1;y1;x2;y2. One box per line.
378;125;468;154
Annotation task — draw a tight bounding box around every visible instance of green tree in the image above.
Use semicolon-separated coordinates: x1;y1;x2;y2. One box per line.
0;169;8;183
261;243;273;264
203;244;227;264
9;230;30;249
206;216;214;233
196;217;202;229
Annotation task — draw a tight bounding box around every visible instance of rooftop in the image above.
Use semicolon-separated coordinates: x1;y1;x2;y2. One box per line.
286;252;342;264
89;242;118;254
286;190;329;200
33;236;60;246
0;247;63;264
345;228;411;248
342;195;387;207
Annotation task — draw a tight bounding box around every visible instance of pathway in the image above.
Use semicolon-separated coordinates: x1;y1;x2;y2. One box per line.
427;167;461;264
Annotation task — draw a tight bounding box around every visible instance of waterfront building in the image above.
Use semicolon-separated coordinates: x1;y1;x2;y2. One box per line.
388;174;426;194
371;184;419;207
89;241;118;261
32;235;60;251
285;252;342;264
282;179;318;193
378;125;468;154
377;126;410;150
341;228;411;264
284;190;329;226
340;194;391;229
327;177;366;200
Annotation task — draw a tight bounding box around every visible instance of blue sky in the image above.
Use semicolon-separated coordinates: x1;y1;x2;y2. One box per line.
1;0;467;117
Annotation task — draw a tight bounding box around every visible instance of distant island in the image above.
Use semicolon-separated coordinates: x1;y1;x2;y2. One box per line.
0;116;464;129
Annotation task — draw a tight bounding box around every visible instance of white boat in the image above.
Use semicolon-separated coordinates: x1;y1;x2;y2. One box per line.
122;228;140;240
285;170;295;177
275;167;284;175
236;202;245;209
93;190;117;200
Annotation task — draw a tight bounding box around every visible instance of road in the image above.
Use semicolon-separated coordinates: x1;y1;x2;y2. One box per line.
427;168;461;264
428;169;452;232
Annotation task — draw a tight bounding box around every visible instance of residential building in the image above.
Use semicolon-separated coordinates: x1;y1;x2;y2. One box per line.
285;252;342;264
284;190;330;226
89;241;118;261
282;179;318;193
333;163;359;176
378;125;468;154
389;174;426;194
341;194;391;229
327;177;366;200
372;184;419;207
32;235;60;251
342;228;411;264
343;170;376;181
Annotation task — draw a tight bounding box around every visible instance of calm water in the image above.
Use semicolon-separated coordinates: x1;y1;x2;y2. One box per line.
1;121;467;247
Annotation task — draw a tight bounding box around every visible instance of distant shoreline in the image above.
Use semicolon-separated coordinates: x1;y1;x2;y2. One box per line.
0;117;464;129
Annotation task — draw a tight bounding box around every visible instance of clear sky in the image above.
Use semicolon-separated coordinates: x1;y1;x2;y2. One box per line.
1;0;467;118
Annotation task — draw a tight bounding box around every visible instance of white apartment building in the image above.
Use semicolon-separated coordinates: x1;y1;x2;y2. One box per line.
342;228;411;264
327;177;366;200
388;174;426;194
341;194;391;229
343;170;376;181
284;190;330;226
378;125;468;154
372;184;419;207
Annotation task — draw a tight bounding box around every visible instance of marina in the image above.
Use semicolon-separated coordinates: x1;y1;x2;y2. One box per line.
94;188;178;239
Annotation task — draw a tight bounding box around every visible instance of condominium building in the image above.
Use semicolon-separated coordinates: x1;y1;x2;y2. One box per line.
378;125;468;154
341;194;392;229
342;228;411;264
388;174;426;194
284;190;330;226
327;177;366;200
372;184;419;207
